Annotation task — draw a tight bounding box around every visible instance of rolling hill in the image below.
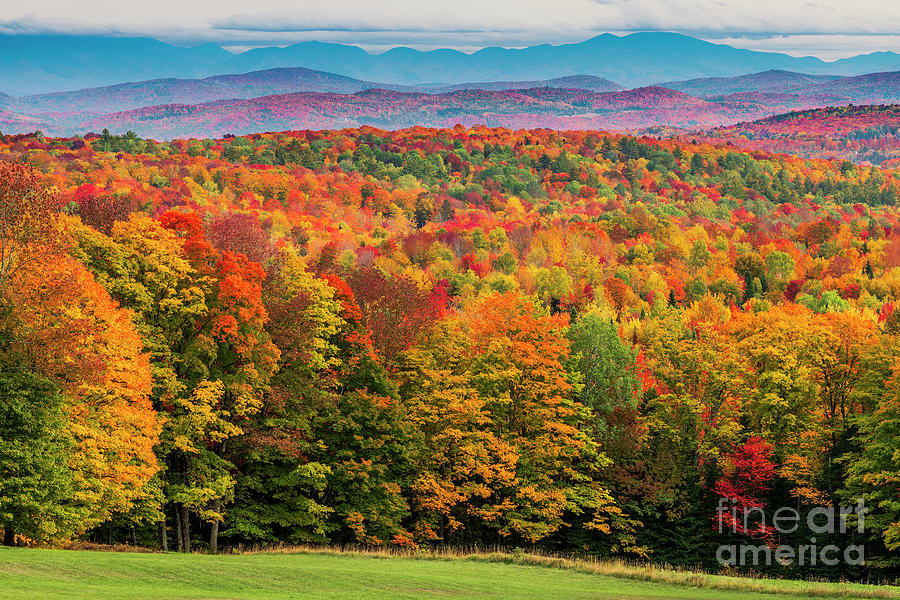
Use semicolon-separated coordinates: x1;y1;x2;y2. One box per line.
9;69;624;116
2;66;898;140
424;75;623;93
15;68;392;114
12;86;775;138
659;70;900;102
0;109;51;132
690;104;900;166
810;71;900;102
0;92;22;111
659;70;843;96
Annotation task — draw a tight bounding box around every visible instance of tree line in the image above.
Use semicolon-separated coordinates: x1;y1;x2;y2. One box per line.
2;126;900;579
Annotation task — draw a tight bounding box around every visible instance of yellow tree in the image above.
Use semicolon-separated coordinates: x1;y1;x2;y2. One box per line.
728;305;876;503
402;292;632;547
3;251;161;534
642;304;743;471
0;162;59;291
800;310;876;500
398;322;519;542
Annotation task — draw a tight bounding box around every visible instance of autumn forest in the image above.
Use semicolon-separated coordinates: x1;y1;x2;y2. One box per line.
4;124;900;581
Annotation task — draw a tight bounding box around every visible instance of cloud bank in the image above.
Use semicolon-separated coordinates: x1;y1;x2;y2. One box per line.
3;0;899;58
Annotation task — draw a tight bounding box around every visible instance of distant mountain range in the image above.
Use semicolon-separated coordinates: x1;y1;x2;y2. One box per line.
425;76;624;94
2;74;892;140
0;86;753;138
2;60;898;140
0;35;231;96
4;65;896;118
10;68;392;114
67;87;742;139
4;32;900;95
4;70;623;115
661;71;843;96
662;70;900;102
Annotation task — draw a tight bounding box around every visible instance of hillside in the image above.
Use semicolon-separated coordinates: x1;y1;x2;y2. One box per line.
0;92;20;109
0;109;51;132
810;71;900;102
660;70;842;96
693;104;900;165
425;75;624;93
2;67;898;139
16;68;392;114
0;549;894;600
7;70;624;116
1;86;836;139
4;32;900;95
661;70;900;103
71;87;765;138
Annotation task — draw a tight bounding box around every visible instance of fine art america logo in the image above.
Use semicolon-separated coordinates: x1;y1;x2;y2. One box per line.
715;499;868;567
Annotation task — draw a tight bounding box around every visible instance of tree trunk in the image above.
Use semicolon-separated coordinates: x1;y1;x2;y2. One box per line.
159;519;168;552
174;507;184;552
209;500;221;554
2;526;14;547
180;505;190;552
130;526;137;546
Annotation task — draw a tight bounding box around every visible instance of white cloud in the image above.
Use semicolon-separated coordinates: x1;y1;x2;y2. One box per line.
3;0;900;58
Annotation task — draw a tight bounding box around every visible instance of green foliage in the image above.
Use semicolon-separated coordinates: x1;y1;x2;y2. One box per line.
315;391;413;546
0;371;77;542
688;240;711;270
844;352;900;564
8;126;900;578
568;310;640;440
797;291;850;313
765;251;795;281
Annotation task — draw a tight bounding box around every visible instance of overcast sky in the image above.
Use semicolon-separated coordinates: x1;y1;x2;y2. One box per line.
2;0;899;59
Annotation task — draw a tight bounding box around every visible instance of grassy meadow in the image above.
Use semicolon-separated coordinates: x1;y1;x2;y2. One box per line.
0;547;896;600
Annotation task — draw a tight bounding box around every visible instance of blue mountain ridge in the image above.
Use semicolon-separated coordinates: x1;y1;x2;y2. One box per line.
3;32;899;95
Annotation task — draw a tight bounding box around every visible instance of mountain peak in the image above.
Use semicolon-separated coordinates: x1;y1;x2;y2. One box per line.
1;32;899;95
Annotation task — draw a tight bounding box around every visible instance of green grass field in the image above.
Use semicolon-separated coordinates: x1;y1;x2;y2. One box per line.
0;547;896;600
